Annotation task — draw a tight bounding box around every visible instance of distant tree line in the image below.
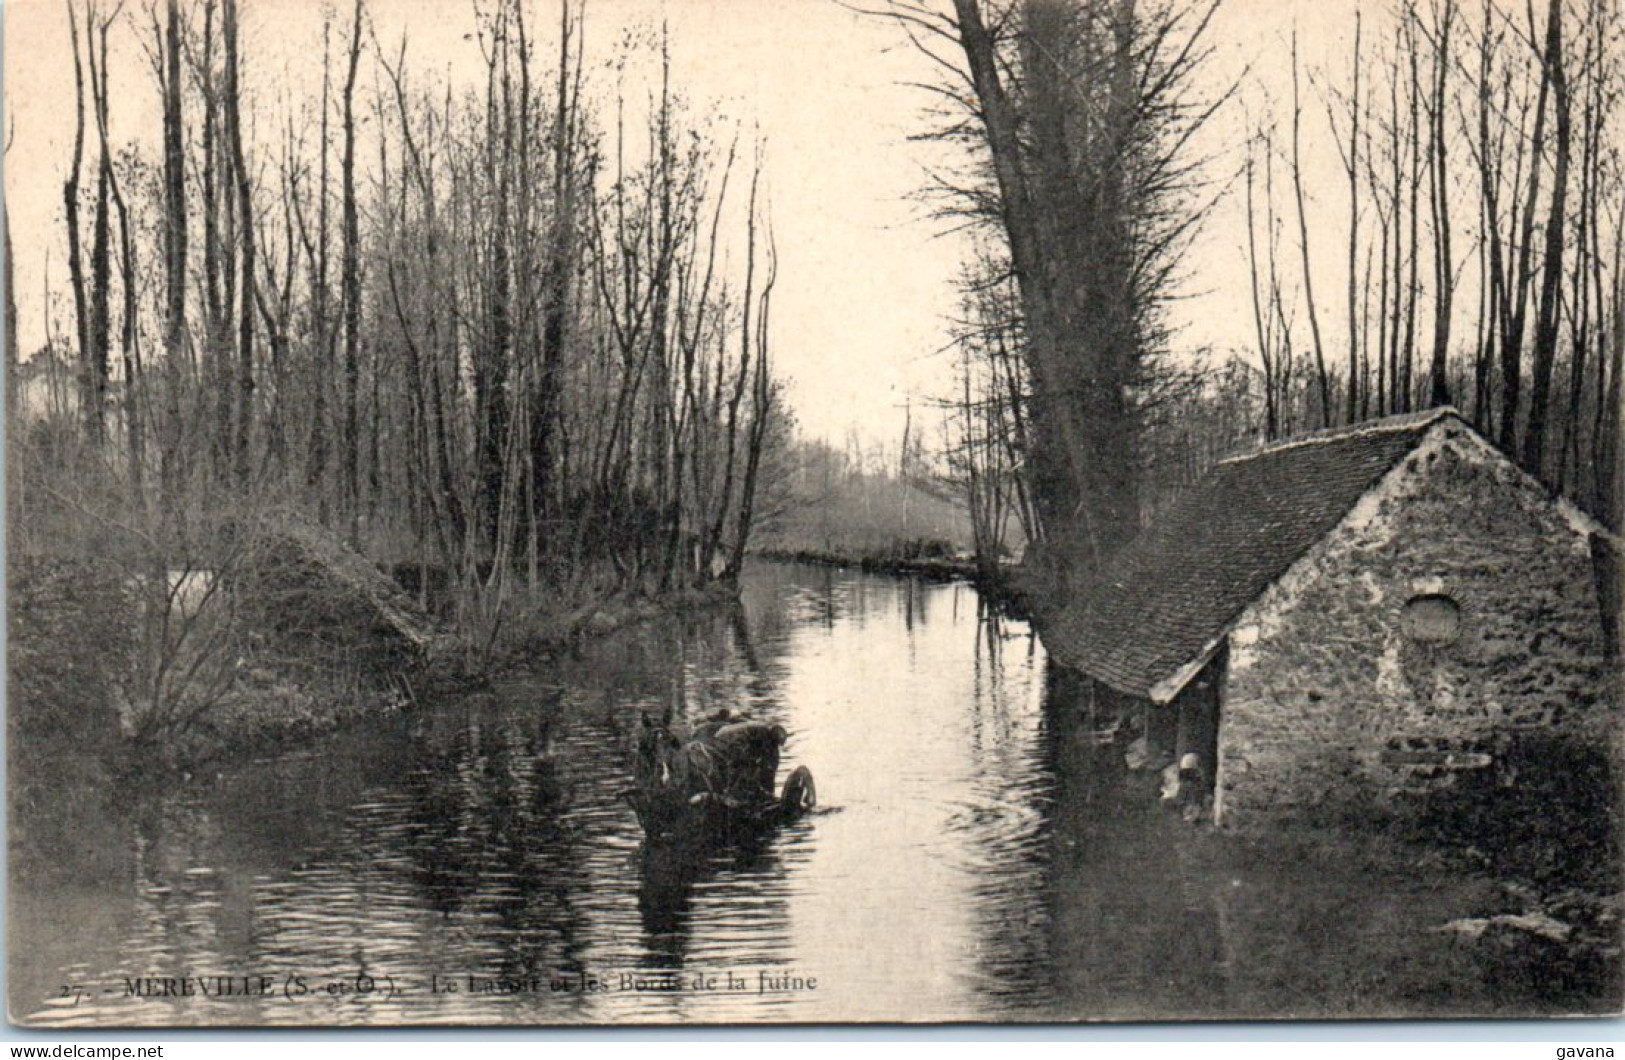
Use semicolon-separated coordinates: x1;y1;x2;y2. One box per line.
756;430;971;558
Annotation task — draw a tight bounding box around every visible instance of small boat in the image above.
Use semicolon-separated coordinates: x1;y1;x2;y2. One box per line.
626;710;816;843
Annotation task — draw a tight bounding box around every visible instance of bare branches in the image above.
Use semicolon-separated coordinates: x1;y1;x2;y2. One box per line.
870;0;1228;580
1289;28;1332;428
1239;0;1621;519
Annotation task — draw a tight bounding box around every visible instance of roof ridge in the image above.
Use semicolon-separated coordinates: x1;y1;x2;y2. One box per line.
1216;406;1461;466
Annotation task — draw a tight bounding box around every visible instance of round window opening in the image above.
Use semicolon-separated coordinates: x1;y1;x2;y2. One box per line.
1403;593;1461;643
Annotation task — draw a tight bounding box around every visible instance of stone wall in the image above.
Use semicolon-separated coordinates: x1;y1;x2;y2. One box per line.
1215;420;1615;825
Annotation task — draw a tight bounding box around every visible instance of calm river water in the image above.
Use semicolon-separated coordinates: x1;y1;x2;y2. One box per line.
14;561;1567;1025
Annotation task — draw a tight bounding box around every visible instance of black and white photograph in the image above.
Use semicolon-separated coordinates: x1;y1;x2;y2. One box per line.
4;0;1623;1027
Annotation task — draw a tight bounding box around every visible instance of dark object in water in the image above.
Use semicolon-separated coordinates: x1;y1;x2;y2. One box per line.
627;709;817;842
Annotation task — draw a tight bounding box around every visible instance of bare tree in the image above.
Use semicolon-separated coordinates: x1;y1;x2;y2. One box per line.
340;0;364;541
1523;0;1573;474
872;0;1225;592
1290;29;1332;428
1425;0;1456;408
223;0;256;484
63;1;92;436
157;0;187;506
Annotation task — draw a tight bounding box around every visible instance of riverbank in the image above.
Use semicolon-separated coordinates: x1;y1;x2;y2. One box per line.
7;543;744;777
755;545;1000;582
206;578;742;765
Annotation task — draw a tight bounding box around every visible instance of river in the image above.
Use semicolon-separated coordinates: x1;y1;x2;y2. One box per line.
12;561;1575;1025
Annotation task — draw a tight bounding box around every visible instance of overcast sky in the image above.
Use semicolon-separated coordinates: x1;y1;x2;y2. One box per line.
4;0;1370;448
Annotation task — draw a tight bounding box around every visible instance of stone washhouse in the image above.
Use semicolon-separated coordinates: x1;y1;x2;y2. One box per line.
1044;407;1620;824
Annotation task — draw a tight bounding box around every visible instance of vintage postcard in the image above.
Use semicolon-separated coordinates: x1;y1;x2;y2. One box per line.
5;0;1622;1028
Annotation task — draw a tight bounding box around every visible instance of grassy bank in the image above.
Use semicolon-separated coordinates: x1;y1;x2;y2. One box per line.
9;550;410;773
7;531;741;777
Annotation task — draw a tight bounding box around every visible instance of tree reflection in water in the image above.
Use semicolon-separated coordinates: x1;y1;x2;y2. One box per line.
13;562;1581;1026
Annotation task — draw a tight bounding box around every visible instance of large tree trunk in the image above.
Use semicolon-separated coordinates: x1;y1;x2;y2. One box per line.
305;21;333;503
340;0;363;543
948;0;1141;592
1501;12;1556;454
64;2;91;436
89;9;141;484
1522;0;1571;475
530;0;577;560
1426;0;1455;409
202;0;232;478
224;0;256;486
86;6;112;445
160;0;188;507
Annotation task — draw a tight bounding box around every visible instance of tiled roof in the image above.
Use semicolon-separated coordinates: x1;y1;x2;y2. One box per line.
1043;408;1462;699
